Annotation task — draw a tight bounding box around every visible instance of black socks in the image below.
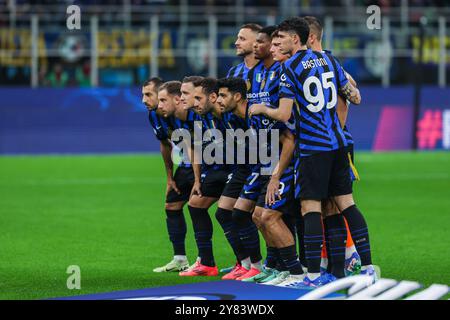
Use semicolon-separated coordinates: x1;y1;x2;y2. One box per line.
165;209;187;256
188;206;215;267
342;205;372;266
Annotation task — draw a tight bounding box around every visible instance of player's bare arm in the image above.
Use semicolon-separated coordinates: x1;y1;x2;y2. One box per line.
160;139;180;195
336;71;357;127
249;98;293;122
345;71;357;88
190;145;203;197
336;95;349;128
339;82;361;105
266;129;295;205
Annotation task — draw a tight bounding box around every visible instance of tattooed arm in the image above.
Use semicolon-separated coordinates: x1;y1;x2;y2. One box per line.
339;81;361;105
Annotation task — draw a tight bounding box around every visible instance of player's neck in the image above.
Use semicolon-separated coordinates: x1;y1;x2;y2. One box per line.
263;56;275;69
174;106;187;121
311;43;323;51
234;101;247;119
244;54;259;69
292;44;307;55
211;103;222;119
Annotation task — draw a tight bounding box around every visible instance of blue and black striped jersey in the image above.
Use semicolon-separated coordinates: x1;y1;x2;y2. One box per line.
227;60;265;106
166;109;200;136
197;111;229;169
221;109;253;167
324;49;355;147
255;61;281;107
250;61;286;132
221;110;250;131
165;109;200;168
279;49;349;157
343;125;353;145
148;109;169;141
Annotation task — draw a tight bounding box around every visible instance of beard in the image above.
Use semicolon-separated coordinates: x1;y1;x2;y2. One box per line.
237;47;253;57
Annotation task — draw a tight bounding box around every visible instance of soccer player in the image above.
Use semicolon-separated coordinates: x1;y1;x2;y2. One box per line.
227;23;262;79
180;76;204;113
217;22;266;276
303;15;361;278
179;78;231;276
250;17;375;287
241;26;301;284
215;77;264;281
248;32;308;283
142;78;191;273
276;17;376;287
241;29;306;287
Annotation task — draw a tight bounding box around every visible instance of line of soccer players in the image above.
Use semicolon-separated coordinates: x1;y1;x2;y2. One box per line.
142;16;377;288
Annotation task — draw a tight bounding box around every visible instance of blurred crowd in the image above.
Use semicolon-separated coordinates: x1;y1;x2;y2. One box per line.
1;0;448;7
0;0;447;87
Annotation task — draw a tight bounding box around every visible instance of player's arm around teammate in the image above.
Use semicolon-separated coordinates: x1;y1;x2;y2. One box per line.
248;97;293;123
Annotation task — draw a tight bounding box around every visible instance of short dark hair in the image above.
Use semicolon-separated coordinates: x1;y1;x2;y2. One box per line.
217;77;247;101
303;16;323;41
143;77;164;89
258;25;278;39
158;80;182;96
240;23;262;33
277;17;310;45
271;29;280;38
182;76;204;84
193;77;218;95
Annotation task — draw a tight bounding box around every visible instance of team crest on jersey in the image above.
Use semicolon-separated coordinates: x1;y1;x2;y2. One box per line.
269;71;276;80
256;73;262;83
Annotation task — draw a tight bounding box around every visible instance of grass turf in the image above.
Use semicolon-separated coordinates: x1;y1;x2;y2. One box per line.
0;152;449;300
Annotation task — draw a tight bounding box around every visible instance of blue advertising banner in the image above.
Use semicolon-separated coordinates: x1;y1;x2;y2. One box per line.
53;280;342;300
0;86;449;155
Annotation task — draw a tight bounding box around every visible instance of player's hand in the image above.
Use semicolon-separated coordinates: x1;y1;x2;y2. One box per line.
248;104;266;117
191;181;202;198
166;179;181;195
265;177;281;206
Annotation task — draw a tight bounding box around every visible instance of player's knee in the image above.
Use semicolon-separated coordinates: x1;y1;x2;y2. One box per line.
188;196;206;209
260;210;279;228
333;194;355;212
218;196;236;211
322;201;339;218
234;198;255;213
165;202;184;211
252;207;263;229
301;200;321;216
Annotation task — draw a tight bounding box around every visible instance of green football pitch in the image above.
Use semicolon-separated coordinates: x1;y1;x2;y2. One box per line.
1;152;449;300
